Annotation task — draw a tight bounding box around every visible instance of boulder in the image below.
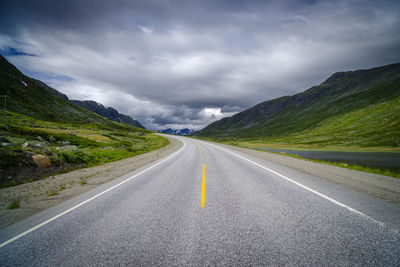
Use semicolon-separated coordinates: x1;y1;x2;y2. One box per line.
56;145;78;151
32;154;51;168
58;140;70;146
22;141;50;150
22;142;33;149
36;141;49;148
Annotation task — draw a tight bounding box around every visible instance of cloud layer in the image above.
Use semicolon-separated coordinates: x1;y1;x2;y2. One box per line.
1;0;400;130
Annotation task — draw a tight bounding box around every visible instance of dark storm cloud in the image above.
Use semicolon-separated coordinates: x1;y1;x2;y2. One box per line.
1;0;400;129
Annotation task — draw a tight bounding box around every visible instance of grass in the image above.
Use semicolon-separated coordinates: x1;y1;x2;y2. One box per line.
7;200;20;209
230;141;400;153
334;163;400;178
0;111;169;187
272;93;400;147
1;180;18;188
196;78;400;149
79;171;102;185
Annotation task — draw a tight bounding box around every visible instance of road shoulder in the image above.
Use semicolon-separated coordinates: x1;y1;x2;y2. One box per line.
212;142;400;207
0;135;182;229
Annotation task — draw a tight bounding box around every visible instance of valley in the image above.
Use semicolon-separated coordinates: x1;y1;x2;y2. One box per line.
195;63;400;176
1;2;400;265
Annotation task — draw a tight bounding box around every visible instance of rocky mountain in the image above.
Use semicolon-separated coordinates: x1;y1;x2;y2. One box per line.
70;100;145;129
195;63;400;147
160;128;195;136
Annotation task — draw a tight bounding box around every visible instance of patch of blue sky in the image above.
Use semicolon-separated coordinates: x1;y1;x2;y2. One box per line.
0;46;36;57
11;38;35;47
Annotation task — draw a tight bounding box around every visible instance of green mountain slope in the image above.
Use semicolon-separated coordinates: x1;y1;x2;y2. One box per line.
196;63;400;147
0;55;125;127
0;55;168;187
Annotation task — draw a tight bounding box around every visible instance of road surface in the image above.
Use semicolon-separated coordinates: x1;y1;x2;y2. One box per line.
1;136;399;266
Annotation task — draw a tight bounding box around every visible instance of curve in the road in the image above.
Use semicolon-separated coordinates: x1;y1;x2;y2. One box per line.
1;135;399;266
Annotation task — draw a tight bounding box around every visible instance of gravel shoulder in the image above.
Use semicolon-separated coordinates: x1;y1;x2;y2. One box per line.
0;135;182;229
212;142;400;207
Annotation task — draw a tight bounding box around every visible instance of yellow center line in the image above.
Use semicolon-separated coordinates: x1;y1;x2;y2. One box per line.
197;144;206;207
196;144;205;160
201;164;205;208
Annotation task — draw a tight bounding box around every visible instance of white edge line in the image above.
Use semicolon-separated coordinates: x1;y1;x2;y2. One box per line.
204;141;398;234
0;141;186;248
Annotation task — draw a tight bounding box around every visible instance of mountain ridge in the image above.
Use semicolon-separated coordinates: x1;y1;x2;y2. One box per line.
0;55;145;129
0;55;116;126
70;100;145;129
195;62;400;147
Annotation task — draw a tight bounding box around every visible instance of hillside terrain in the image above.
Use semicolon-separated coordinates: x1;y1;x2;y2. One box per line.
70;100;145;129
0;56;113;125
196;63;400;148
0;55;167;188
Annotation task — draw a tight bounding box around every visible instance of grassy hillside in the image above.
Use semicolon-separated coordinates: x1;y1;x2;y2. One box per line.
0;55;125;126
0;55;168;187
0;112;168;187
196;63;400;148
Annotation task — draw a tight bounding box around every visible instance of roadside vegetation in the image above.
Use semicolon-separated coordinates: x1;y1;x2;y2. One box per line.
7;199;20;209
0;111;168;188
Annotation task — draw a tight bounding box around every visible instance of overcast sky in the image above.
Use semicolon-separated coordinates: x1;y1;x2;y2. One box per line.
1;0;400;130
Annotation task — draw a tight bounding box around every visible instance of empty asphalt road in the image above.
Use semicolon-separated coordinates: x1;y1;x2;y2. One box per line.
1;136;400;266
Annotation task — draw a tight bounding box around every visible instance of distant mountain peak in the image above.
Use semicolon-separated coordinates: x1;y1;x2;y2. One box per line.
159;128;195;135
